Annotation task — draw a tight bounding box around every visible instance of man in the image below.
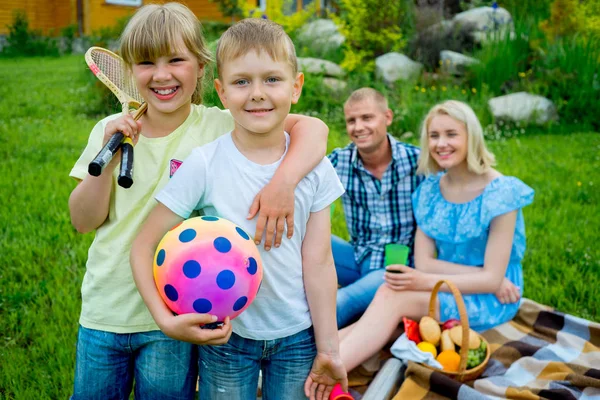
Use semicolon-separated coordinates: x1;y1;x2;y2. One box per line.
328;88;423;328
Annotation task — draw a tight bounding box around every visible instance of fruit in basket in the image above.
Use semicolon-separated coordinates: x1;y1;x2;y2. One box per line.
436;350;461;372
403;317;422;343
417;341;438;358
419;316;441;346
449;325;481;349
440;329;455;352
441;318;461;331
466;340;488;369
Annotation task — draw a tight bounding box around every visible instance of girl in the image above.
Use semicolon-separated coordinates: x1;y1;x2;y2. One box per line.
68;3;329;399
337;100;534;372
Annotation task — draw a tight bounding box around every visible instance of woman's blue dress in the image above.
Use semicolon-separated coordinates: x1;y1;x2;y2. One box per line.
412;174;534;332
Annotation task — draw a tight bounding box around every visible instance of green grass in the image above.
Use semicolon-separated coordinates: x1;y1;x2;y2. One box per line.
0;55;598;398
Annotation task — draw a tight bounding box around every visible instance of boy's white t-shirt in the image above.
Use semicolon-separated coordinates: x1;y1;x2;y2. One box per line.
156;132;344;340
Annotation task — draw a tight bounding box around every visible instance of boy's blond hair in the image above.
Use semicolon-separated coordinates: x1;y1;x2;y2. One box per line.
344;88;389;112
417;100;496;175
119;2;212;104
216;18;297;77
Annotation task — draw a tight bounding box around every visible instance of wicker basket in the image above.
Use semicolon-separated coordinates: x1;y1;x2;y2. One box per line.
420;280;491;382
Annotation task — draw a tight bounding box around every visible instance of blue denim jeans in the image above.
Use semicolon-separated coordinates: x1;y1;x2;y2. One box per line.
71;325;198;400
332;235;385;329
198;327;316;400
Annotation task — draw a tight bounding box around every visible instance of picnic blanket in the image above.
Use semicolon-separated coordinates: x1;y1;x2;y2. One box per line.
393;298;600;399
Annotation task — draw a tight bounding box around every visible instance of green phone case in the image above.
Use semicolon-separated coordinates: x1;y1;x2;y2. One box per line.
384;243;409;267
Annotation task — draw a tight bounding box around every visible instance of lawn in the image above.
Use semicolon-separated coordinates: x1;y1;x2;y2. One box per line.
0;55;598;398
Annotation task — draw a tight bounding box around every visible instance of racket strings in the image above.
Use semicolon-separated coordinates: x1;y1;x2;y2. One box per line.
90;50;144;108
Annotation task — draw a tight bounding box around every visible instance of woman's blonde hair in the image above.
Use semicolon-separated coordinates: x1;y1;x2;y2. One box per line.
119;2;212;104
417;100;496;175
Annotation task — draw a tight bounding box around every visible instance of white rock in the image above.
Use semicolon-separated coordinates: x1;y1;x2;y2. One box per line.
322;77;347;93
488;92;558;125
297;19;345;53
453;6;512;31
440;50;479;75
375;52;423;84
453;6;513;42
297;57;345;78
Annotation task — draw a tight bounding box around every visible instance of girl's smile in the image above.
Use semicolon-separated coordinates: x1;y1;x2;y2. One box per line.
132;41;203;127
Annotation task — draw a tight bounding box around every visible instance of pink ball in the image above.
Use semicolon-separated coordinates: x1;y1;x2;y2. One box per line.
153;216;263;322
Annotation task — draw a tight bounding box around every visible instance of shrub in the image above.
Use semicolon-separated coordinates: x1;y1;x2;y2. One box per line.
243;0;318;40
540;0;600;40
208;0;245;21
89;15;131;49
200;21;231;44
1;10;60;57
465;16;532;95
539;0;581;40
408;21;479;70
531;36;600;130
331;0;414;72
60;24;78;55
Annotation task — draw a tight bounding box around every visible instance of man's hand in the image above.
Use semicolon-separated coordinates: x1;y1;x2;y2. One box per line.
160;314;232;346
495;277;521;304
304;352;348;400
247;179;295;251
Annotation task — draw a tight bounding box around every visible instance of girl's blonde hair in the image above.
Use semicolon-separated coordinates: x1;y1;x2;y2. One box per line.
417;100;496;175
119;2;212;104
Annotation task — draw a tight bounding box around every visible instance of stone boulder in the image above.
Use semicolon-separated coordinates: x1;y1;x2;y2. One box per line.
297;57;344;78
440;50;479;75
322;77;348;93
296;19;345;54
453;6;513;42
488;92;558;125
375;53;423;84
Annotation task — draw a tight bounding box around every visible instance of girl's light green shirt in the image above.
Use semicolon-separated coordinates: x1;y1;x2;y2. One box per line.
70;105;234;333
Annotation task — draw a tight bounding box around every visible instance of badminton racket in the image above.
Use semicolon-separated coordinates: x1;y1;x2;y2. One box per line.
85;46;147;188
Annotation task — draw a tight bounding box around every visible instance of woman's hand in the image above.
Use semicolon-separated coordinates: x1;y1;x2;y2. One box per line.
494;277;521;304
384;265;432;292
247;179;295;251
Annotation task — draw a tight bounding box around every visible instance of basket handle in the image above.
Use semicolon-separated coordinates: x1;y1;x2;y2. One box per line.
428;280;470;374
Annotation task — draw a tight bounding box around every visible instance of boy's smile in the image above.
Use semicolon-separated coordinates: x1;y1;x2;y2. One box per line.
215;50;303;137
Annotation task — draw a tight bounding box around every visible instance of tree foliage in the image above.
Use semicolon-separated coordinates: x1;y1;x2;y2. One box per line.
332;0;414;72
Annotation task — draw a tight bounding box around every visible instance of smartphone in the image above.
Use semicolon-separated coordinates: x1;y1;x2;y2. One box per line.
385;243;409;273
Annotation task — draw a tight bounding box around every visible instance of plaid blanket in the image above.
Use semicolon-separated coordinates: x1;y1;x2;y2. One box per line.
392;298;600;399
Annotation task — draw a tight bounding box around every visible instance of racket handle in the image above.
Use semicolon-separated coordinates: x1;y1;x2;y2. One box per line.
118;138;134;188
88;132;125;176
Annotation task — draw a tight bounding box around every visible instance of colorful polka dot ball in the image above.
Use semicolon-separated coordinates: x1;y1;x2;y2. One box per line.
153;216;263;322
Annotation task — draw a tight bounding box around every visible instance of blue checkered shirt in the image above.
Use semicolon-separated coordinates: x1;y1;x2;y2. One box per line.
328;134;423;270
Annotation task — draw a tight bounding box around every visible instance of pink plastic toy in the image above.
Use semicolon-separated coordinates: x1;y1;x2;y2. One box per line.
153;216;263;322
330;383;354;400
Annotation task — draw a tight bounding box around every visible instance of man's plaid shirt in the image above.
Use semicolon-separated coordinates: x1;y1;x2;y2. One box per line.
328;134;423;270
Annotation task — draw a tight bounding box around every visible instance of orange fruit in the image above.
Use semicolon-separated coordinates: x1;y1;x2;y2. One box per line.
436;350;461;372
417;341;438;358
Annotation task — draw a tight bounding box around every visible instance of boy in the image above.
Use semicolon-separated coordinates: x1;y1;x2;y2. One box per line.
130;18;348;400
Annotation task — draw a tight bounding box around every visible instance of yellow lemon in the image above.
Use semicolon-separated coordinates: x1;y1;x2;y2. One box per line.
417;341;438;358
